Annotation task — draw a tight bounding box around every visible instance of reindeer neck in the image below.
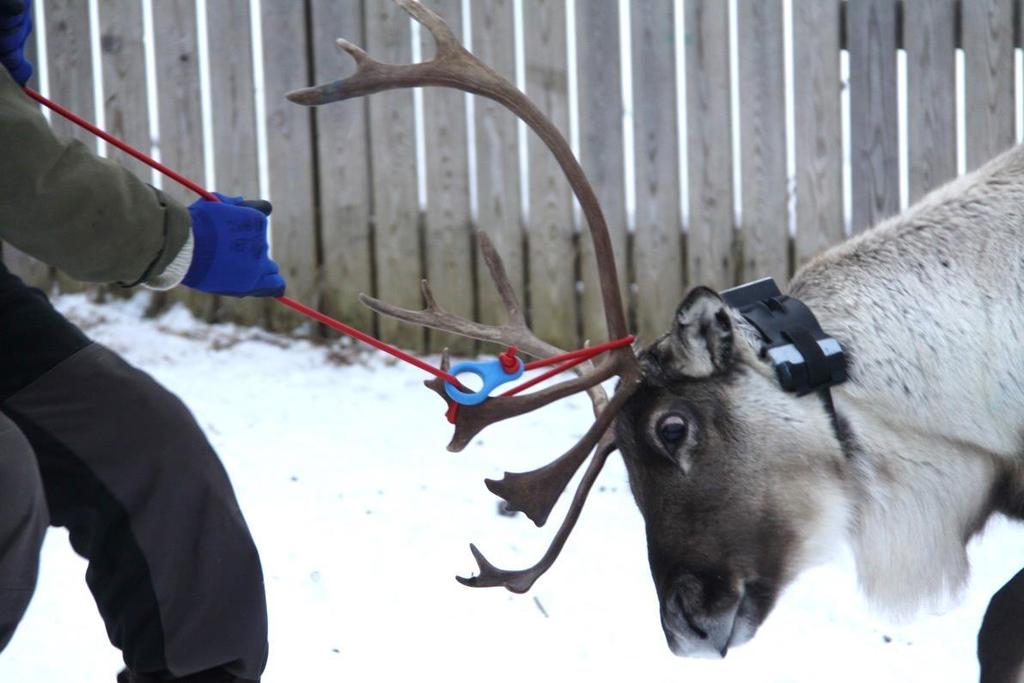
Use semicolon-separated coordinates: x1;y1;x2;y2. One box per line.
783;145;1024;611
790;145;1024;460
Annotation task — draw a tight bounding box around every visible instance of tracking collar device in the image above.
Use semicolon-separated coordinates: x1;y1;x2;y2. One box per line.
721;278;847;396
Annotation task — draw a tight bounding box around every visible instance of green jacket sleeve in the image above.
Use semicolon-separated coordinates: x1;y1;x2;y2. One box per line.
0;68;192;285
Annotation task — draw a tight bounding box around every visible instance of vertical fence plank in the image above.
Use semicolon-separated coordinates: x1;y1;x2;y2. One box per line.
632;0;682;341
686;0;734;291
261;1;319;333
848;0;898;233
963;0;1015;172
576;0;627;344
422;0;473;354
97;0;150;301
792;0;842;268
737;0;787;284
208;0;264;326
365;1;423;350
523;0;575;348
45;1;95;148
310;0;373;337
904;0;956;203
98;0;149;180
46;0;94;293
472;0;523;342
31;0;987;347
153;0;203;207
2;16;51;289
153;0;209;316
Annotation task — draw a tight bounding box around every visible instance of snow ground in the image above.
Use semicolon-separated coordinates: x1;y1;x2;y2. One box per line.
2;294;1024;683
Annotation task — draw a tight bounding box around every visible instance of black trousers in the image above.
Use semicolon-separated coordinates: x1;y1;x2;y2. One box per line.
0;264;267;680
979;567;1024;683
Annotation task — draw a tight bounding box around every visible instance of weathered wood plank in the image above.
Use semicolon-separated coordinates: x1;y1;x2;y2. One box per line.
523;0;576;348
153;0;204;208
46;0;94;293
96;0;152;301
963;0;1015;171
44;1;95;146
471;0;523;340
576;0;627;344
904;0;956;203
737;0;787;284
685;0;734;289
98;0;149;180
153;0;209;316
792;0;843;269
847;0;898;232
631;0;682;341
310;0;373;338
2;12;52;289
208;0;264;326
365;0;423;349
421;0;473;354
260;0;319;333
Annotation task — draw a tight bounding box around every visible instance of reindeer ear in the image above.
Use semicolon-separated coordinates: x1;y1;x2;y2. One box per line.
672;287;735;375
644;287;735;380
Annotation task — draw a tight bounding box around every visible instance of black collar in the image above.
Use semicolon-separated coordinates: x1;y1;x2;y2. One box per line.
722;278;851;453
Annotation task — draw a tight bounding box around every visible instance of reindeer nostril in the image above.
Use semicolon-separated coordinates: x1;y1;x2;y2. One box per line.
671;591;708;640
683;609;708;640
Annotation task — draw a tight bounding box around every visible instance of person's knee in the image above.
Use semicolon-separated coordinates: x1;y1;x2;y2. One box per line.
111;366;269;677
9;343;236;509
0;414;48;652
4;344;266;675
102;350;254;526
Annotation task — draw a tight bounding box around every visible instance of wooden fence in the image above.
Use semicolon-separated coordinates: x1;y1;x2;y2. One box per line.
2;0;1021;351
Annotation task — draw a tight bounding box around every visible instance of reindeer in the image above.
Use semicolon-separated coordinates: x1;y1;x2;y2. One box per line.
289;2;1024;681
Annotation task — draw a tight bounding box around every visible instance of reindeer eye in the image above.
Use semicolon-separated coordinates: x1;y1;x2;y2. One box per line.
657;414;688;445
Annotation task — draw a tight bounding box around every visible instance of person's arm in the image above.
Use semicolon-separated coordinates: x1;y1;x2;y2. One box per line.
0;67;193;286
1;0;284;297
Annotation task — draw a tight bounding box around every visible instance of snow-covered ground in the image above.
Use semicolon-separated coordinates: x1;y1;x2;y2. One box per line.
2;293;1024;682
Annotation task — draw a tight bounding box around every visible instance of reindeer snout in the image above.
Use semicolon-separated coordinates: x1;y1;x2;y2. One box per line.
661;574;744;659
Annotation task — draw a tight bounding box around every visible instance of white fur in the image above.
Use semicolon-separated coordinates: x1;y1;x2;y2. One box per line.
788;144;1024;615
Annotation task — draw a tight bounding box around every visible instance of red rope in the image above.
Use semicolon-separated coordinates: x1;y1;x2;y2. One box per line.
502;357;588;397
23;85;634;403
272;296;463;385
24;88;219;202
502;335;634;397
522;336;635;371
24;86;461;386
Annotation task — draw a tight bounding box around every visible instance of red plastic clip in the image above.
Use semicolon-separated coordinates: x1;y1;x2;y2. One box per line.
498;346;520;373
445;400;460;424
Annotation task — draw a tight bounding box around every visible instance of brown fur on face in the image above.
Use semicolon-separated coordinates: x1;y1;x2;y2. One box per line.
614;145;1024;674
615;290;850;657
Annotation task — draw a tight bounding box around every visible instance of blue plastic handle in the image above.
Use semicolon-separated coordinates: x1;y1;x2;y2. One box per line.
445;356;525;405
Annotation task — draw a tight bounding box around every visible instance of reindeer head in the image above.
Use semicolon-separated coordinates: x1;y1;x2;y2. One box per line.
291;0;848;660
616;287;849;657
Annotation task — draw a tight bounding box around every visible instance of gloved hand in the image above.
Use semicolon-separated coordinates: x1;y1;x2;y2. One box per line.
183;193;286;298
0;0;33;86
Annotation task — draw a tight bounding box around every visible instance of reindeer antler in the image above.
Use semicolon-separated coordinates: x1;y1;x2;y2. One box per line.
289;0;641;592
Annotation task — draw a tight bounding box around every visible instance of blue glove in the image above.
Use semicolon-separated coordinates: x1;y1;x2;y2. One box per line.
183;193;286;298
0;0;33;86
